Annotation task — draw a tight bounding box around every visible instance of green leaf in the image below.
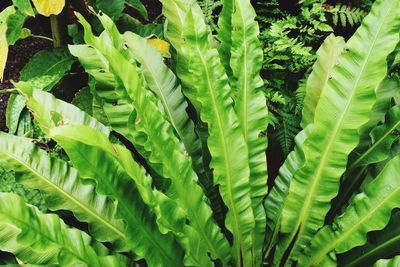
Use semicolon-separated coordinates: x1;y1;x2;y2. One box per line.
264;124;314;257
0;131;127;251
71;87;94;115
6;10;28;45
161;1;255;264
48;125;185;267
374;256;400;267
125;0;148;20
15;83;110;137
300;155;400;266
225;0;269;264
74;13;231;265
0;192;127;266
20;48;75;91
352;105;400;167
338;211;400;267
301;34;345;128
15;109;33;137
95;0;125;20
358;76;400;148
6;94;26;134
12;0;35;16
275;0;400;262
121;32;209;199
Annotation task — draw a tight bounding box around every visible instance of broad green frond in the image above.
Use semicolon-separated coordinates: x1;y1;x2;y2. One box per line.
161;1;255;264
0;132;127;251
301;33;345;128
300;155;400;266
0;192;127;266
275;0;400;263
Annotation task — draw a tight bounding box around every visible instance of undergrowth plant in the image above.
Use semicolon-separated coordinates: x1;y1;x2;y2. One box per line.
0;0;399;266
258;0;373;156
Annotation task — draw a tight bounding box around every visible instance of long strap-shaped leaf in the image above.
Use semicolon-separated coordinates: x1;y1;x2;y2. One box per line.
299;155;400;266
120;32;226;229
74;13;230;265
48;126;184;267
264;36;344;257
374;256;400;267
358;76;400;148
276;0;400;262
225;1;269;264
120;32;205;179
14;88;183;266
300;34;345;128
161;1;255;264
15;82;110;136
0;132;127;251
263;124;314;257
0;192;126;266
338;211;400;267
329;104;400;221
50;125;207;265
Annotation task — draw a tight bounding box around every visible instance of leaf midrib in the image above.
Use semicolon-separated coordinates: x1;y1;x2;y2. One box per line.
1;150;126;241
287;2;391;257
309;184;400;265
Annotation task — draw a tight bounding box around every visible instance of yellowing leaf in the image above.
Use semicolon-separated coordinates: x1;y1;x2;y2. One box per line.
0;7;16;82
32;0;65;17
147;38;171;58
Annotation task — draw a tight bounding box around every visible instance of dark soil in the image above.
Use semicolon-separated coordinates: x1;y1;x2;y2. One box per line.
0;19;52;132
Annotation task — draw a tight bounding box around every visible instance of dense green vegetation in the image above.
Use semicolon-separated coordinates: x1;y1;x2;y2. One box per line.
0;0;399;266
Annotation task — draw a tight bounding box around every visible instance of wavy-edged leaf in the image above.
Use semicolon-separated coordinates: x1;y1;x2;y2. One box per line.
120;32;227;231
125;0;148;20
338;210;400;267
358;76;400;148
276;0;400;262
300;155;400;266
161;1;255;263
49;125;184;267
223;0;269;263
217;0;233;77
15;83;110;136
374;256;400;267
0;131;127;251
263;124;314;256
0;192;126;266
351;105;400;167
51;125;191;246
329;104;400;221
301;34;345;128
32;0;65;17
121;31;206;190
73;13;231;265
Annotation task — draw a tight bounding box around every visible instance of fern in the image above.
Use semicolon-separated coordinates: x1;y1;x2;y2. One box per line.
327;3;368;27
274;111;301;157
